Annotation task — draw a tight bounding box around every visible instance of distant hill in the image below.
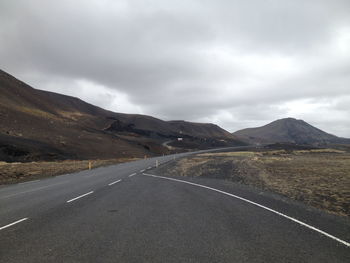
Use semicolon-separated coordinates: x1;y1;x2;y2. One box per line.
0;69;244;162
233;118;350;145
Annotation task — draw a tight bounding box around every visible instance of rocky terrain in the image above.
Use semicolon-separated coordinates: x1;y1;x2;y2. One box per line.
0;69;245;162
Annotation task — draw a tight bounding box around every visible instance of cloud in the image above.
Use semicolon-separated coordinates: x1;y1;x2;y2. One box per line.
1;0;349;137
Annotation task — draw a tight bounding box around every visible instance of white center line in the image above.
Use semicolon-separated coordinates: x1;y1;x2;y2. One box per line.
128;173;136;177
66;191;94;203
108;179;122;186
0;218;28;231
143;173;350;248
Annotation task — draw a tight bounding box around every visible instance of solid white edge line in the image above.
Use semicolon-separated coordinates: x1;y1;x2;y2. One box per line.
143;173;350;248
19;179;40;185
66;191;94;203
1;181;68;199
128;173;136;177
108;179;122;186
0;218;28;231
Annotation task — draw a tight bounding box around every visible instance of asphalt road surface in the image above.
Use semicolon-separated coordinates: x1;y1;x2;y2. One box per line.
0;150;349;262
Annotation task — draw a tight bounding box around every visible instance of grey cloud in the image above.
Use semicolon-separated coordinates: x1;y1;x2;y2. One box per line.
0;0;349;137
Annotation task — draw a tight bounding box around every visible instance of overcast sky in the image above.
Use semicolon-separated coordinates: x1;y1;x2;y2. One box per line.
1;0;350;137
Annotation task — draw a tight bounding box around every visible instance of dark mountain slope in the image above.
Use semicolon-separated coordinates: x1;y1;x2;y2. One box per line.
0;70;147;161
0;69;244;161
233;118;350;145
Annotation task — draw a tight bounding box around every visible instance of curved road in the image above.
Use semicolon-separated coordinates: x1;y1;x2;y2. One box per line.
0;151;349;262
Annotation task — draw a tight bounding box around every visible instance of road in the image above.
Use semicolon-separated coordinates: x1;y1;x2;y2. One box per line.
161;140;175;150
0;150;349;262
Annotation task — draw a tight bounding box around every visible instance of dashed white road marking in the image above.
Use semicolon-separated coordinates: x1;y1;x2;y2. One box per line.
143;173;350;248
0;218;28;231
66;191;94;203
128;173;136;177
140;169;145;173
108;179;122;186
148;166;152;169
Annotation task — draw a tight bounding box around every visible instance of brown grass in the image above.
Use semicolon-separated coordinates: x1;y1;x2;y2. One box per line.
163;150;350;217
0;158;139;184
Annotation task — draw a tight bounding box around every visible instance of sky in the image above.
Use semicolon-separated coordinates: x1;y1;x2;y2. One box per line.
1;0;350;137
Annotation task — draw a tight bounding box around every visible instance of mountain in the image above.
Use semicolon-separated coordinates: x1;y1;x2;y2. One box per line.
233;118;350;145
0;69;244;162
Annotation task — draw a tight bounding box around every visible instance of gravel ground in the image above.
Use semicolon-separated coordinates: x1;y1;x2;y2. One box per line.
155;149;350;217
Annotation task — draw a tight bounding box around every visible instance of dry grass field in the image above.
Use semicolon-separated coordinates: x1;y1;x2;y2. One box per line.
160;148;350;217
0;158;139;185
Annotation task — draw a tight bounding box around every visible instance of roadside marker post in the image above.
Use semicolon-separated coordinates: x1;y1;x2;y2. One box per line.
88;161;92;170
156;160;159;168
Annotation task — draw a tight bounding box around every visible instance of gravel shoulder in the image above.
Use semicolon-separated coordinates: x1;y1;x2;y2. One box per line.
0;158;139;184
155;148;350;217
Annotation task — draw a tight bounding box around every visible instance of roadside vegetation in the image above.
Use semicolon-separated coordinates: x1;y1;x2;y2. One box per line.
158;148;350;217
0;158;139;185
